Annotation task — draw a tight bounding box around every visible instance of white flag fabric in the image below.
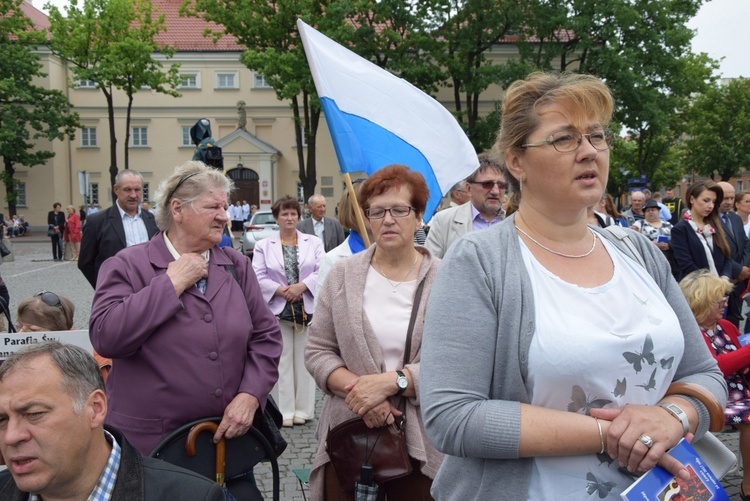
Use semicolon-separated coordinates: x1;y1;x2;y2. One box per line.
297;19;479;220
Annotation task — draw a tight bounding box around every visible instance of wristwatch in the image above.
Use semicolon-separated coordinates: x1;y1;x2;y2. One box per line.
657;402;690;436
396;370;408;396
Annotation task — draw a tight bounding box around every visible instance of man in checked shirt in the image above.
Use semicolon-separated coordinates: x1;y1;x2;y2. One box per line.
0;342;224;501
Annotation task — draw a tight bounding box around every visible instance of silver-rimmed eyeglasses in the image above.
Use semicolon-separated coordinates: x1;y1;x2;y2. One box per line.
364;206;416;219
521;130;614;153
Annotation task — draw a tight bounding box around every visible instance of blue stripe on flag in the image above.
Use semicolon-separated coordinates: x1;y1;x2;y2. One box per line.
321;97;443;220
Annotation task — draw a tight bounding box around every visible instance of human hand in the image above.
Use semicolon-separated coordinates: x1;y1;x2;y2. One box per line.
214;392;259;443
739;266;750;282
362;401;403;428
590;405;688;479
275;285;290;298
283;283;307;302
344;373;393;416
166;253;208;296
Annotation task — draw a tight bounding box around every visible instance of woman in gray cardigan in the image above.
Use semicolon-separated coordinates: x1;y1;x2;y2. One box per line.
306;165;443;500
420;72;726;500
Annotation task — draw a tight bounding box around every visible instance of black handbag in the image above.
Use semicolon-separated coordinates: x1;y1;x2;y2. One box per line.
0;240;10;258
253;394;287;458
47;227;57;237
277;300;312;327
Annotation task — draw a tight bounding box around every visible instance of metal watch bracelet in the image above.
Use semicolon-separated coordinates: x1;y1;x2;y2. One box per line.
657;401;690;436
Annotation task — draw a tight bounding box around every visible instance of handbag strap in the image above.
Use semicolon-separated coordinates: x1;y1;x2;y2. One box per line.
402;276;427;367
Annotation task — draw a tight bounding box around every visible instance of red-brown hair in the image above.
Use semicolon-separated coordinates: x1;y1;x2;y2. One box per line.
358;165;429;216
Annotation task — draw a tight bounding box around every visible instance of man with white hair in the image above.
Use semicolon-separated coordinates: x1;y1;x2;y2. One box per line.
298;194;346;252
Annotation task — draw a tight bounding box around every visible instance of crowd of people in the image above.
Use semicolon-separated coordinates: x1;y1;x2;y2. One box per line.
0;71;742;501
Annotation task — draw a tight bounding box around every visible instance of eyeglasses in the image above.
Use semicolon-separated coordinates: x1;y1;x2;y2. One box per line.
716;295;730;307
468;180;509;191
364;206;416;219
34;291;62;308
521;130;614;153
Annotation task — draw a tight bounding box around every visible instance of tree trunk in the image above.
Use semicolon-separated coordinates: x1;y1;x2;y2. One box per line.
103;86;118;201
3;159;16;217
125;91;134;170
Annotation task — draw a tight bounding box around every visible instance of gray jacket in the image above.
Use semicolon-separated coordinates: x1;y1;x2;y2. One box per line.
420;214;726;500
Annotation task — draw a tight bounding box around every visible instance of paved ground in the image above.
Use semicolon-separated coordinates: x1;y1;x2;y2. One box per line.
1;235;745;499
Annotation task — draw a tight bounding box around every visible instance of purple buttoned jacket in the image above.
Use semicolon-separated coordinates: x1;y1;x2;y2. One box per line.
90;233;282;455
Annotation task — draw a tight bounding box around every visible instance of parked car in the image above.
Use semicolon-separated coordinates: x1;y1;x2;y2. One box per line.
240;210;278;258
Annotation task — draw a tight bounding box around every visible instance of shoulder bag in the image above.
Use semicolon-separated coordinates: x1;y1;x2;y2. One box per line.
326;277;427;491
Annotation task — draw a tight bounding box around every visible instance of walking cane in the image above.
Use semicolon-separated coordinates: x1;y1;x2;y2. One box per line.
185;421;226;487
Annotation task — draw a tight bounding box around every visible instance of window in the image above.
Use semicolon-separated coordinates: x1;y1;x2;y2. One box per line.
131;127;148;147
81;127;97;147
737;181;744;192
296;182;304;204
179;72;200;89
14;181;25;208
322;176;333;186
143;182;149;202
216;72;238;89
254;73;272;89
321;187;334;198
76;79;96;89
86;183;99;206
181;126;193;147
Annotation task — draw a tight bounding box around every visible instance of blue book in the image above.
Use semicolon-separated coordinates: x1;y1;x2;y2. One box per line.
621;438;729;500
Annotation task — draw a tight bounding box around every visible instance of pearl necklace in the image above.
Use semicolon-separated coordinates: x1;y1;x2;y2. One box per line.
514;224;597;259
374;253;419;292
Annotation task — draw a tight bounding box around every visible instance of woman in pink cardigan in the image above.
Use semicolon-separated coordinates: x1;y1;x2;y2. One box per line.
305;165;443;500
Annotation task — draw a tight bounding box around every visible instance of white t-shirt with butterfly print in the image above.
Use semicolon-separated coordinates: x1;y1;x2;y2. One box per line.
520;235;685;500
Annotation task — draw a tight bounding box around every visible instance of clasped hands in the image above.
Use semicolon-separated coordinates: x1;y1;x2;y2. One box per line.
275;283;307;303
590;404;690;480
344;373;402;429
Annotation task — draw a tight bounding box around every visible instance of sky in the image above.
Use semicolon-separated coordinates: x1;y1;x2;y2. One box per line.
35;0;748;80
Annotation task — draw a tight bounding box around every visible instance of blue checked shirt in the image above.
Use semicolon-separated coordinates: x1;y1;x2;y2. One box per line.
30;430;121;501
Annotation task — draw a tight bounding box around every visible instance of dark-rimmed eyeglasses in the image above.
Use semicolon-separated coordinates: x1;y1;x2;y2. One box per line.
34;291;62;308
521;130;614;153
364;206;416;219
468;180;508;191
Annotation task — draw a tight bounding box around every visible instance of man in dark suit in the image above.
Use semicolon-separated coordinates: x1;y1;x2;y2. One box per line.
297;194;345;252
718;181;750;327
0;342;224;501
78;169;159;288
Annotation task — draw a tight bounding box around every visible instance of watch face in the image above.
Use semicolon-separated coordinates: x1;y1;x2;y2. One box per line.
397;377;408;389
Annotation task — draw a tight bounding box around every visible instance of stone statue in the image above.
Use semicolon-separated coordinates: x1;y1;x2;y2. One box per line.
237;100;246;130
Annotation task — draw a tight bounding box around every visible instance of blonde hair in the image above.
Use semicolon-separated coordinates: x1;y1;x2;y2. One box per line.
494;72;614;194
679;269;733;326
337;181;364;230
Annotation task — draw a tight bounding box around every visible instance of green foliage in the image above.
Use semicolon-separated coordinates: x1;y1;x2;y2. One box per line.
46;0;181;184
0;0;79;213
512;0;716;196
683;78;750;181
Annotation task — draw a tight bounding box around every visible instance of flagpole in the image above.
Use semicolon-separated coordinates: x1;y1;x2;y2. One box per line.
343;173;371;248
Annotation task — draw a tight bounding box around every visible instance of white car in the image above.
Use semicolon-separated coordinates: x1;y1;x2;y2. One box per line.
240;210;278;258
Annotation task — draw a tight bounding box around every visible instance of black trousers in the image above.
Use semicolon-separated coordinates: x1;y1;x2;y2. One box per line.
50;233;63;260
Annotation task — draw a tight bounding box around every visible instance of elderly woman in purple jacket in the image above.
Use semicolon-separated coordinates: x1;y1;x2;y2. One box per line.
89;161;282;455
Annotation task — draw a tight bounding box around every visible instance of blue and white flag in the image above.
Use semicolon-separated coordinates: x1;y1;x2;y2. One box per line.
297;19;479;221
